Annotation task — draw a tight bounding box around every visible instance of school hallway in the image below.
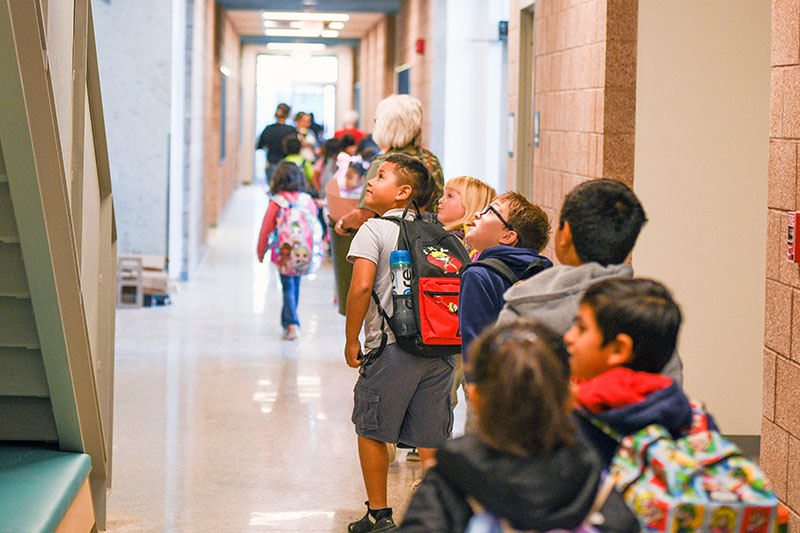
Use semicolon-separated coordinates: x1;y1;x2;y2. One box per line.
107;183;460;531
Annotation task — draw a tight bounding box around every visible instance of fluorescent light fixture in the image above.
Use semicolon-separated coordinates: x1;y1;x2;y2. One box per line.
320;30;339;38
262;20;278;28
219;66;231;76
328;21;344;30
262;11;349;22
265;28;324;37
289;21;304;28
266;43;326;51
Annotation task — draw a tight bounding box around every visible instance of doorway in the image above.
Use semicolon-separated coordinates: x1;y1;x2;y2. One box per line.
516;3;535;198
254;53;338;181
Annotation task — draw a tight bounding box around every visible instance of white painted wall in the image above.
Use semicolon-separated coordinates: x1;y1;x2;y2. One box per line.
442;0;509;194
93;0;173;256
168;0;186;278
633;1;771;434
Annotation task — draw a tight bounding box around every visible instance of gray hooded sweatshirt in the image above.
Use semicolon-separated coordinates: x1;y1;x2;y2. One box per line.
496;262;683;387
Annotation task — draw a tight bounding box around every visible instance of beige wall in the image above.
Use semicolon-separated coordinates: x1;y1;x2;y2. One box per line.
764;0;800;525
633;1;770;438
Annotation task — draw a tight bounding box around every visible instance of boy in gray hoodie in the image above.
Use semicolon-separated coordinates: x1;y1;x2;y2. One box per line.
496;178;683;385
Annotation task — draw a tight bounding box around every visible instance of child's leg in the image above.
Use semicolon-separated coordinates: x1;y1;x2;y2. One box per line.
416;447;436;474
357;436;390;509
279;275;300;327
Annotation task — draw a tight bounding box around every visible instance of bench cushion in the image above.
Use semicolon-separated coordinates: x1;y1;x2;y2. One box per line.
0;445;92;532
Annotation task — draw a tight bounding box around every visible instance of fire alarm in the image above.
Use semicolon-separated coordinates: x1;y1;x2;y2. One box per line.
788;211;800;262
415;38;425;54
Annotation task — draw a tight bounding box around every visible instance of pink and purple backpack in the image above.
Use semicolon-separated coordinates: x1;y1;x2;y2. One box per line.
268;192;323;276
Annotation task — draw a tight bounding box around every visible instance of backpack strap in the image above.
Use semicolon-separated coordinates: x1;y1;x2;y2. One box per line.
361;290;390;370
464;257;552;286
520;257;551;279
464;257;520;285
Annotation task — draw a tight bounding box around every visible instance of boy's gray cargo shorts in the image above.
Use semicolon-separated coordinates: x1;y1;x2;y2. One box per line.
351;343;455;448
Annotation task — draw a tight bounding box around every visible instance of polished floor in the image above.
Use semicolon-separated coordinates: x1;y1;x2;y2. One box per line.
107;184;465;532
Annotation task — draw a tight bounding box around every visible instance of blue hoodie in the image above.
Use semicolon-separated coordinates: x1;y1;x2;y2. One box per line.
459;245;552;369
572;369;715;468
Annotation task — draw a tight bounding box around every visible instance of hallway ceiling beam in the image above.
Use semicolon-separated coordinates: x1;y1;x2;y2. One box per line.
217;0;399;13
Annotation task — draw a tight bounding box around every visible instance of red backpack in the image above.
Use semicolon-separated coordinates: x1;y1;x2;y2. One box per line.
369;207;471;358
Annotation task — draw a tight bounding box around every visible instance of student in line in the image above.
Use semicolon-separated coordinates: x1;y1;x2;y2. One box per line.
399;320;638;532
345;153;453;533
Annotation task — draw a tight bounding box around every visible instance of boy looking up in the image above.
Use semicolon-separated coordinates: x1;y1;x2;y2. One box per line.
496;178;683;385
459;192;553;371
564;278;705;468
345;153;454;533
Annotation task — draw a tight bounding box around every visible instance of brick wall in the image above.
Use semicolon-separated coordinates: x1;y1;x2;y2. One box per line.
507;0;637;260
357;17;394;133
202;2;241;231
357;0;434;145
763;0;800;527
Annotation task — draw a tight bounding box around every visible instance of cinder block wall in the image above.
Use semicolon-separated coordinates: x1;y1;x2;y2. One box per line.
763;0;800;527
506;0;637;260
358;17;395;132
202;2;241;231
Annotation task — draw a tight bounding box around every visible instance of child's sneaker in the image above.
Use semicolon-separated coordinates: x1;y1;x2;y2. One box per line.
282;324;298;341
348;502;396;532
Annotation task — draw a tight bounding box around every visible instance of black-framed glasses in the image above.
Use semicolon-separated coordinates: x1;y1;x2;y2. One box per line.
479;205;515;233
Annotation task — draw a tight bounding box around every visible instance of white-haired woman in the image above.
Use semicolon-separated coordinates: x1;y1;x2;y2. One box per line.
334;94;444;235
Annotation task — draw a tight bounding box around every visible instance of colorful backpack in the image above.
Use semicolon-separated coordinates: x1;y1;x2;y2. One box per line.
268;192;323;276
604;401;779;532
370;204;471;359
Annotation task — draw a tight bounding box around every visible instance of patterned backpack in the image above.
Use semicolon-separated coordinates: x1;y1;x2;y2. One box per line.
602;401;780;532
268;192;323;276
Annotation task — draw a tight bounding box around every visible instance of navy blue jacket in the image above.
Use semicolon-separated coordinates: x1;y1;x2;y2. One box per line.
574;379;713;469
459;245;552;371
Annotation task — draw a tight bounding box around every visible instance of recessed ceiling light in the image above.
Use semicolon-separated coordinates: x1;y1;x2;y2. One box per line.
320;30;339;38
261;11;349;22
266;42;326;51
328;22;344;30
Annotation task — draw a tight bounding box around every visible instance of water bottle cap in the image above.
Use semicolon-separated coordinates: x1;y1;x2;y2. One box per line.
390;249;411;265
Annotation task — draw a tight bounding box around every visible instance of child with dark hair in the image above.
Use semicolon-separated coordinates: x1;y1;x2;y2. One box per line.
281;134;315;190
400;320;638;532
257;161;316;340
564;277;706;468
497;178;684;386
345;152;451;533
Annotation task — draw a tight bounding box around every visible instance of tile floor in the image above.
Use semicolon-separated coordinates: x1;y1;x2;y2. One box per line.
106;184;465;532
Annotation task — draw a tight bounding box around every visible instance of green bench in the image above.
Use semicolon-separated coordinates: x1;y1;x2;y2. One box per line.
0;445;94;532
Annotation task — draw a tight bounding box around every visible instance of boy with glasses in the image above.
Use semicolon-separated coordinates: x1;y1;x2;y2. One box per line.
459;192;553;377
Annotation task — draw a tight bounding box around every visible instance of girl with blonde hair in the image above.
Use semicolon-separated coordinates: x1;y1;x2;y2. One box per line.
437;176;497;261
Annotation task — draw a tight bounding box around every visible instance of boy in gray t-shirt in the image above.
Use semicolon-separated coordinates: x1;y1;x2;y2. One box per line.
344;154;454;533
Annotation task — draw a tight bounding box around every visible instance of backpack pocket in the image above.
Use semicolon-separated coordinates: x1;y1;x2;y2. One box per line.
418;277;461;345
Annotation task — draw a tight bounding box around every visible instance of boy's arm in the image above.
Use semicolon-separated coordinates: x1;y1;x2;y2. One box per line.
459;270;505;374
344;257;377;368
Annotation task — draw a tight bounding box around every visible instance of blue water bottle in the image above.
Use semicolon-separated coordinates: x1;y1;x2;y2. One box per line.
390;250;416;337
